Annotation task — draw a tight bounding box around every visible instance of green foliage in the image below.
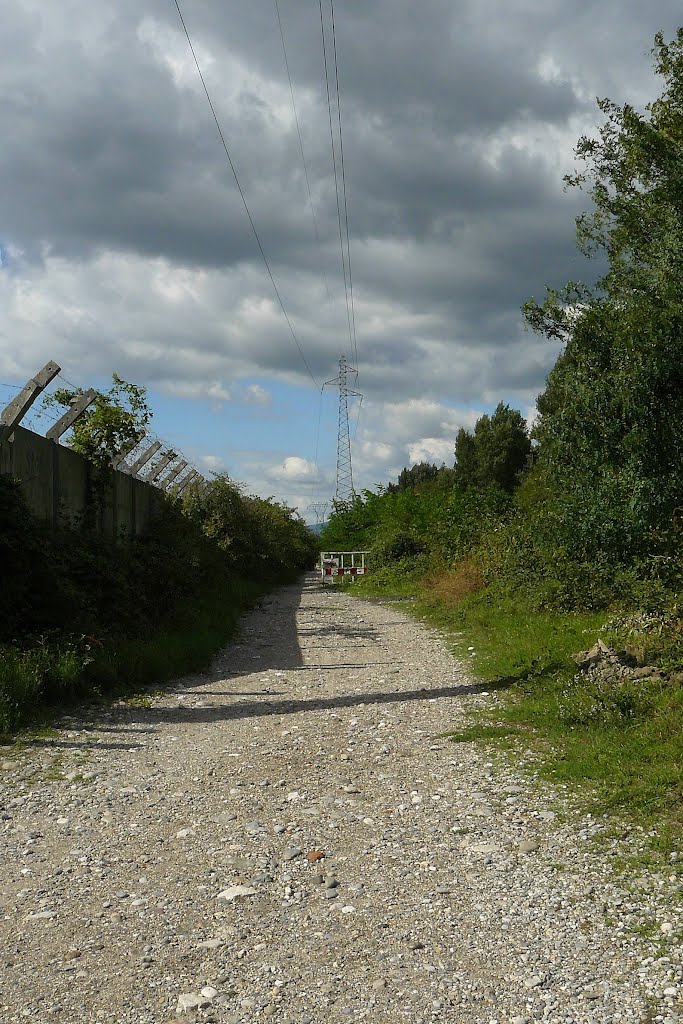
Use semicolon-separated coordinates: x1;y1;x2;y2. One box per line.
320;477;512;578
526;299;683;571
372;530;426;566
454;428;477;487
566;28;683;302
385;462;457;494
45;374;151;470
0;575;264;737
184;474;316;578
0;465;317;734
454;403;532;493
515;30;683;604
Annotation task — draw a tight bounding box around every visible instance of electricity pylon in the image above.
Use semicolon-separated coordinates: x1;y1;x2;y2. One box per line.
307;501;329;526
324;355;361;506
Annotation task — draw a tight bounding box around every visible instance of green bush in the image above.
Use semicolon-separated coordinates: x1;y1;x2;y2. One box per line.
0;470;317;734
372;531;426;565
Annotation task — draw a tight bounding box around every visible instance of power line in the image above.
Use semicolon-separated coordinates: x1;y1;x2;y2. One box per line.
319;0;354;362
0;382;21;391
274;0;331;304
173;0;318;388
329;0;358;376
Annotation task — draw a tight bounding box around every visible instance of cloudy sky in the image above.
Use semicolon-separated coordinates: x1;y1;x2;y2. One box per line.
1;1;680;517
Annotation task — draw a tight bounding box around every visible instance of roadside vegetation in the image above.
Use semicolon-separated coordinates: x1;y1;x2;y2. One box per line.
321;29;683;853
1;386;317;736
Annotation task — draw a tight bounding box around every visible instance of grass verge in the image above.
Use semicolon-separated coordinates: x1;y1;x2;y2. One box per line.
346;566;683;858
0;574;268;740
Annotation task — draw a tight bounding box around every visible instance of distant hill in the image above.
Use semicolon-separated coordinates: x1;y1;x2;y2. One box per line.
308;522;327;535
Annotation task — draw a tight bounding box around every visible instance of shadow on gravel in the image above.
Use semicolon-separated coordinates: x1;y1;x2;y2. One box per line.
20;576;512;743
22;738;144;750
125;677;516;726
170;691;287;697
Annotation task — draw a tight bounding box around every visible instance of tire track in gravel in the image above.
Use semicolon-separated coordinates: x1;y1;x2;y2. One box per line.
0;573;680;1024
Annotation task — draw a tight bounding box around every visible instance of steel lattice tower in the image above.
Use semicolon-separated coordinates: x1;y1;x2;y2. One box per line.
324;355;360;506
307;501;329;526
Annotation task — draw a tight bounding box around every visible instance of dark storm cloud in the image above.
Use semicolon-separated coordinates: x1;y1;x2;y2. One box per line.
0;0;588;272
1;0;682;504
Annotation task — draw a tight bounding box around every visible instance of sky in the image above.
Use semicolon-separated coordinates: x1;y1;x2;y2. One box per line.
1;1;681;520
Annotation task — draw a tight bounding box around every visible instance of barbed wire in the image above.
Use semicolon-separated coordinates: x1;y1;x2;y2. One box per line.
5;370;206;492
56;372;81;391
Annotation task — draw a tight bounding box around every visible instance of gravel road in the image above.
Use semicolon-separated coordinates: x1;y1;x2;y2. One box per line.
1;574;681;1024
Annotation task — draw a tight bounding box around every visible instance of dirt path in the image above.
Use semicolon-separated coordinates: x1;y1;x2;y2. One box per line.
0;574;680;1023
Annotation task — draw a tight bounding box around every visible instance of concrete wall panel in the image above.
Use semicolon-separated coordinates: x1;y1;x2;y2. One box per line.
114;471;135;540
1;425;162;541
10;427;54;522
56;444;89;529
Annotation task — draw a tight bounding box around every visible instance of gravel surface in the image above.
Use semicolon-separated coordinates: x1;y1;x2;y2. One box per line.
1;573;681;1023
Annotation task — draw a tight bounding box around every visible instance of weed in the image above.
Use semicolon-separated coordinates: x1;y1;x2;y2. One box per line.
0;576;270;736
423;559;485;607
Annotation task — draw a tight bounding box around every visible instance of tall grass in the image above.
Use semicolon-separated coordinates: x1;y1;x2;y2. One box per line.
0;576;265;737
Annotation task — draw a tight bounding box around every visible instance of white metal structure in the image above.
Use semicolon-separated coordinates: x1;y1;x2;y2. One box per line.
320;550;369;584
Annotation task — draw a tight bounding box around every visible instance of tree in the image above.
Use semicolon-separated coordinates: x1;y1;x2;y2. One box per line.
386;462;440;493
45;374;151;470
454;404;531;493
523;29;683;570
454;428;477;489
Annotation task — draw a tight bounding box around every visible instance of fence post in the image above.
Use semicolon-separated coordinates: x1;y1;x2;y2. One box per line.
111;435;144;471
127;440;161;478
0;361;61;444
45;389;97;441
175;469;198;497
161;459;187;491
146;450;177;484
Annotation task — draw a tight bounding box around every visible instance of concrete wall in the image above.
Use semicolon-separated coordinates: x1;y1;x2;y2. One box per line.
1;425;162;540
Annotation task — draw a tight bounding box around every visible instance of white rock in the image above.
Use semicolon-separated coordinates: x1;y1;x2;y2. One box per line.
216;885;257;902
518;840;540;854
200;986;219;1000
176;993;202;1014
469;843;499;855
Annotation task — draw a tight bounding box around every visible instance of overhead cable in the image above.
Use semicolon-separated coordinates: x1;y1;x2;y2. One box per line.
329;0;358;375
275;0;331;303
173;0;319;388
319;0;354;362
